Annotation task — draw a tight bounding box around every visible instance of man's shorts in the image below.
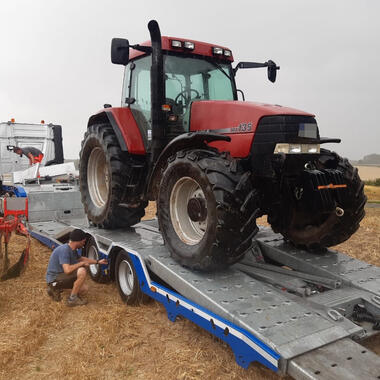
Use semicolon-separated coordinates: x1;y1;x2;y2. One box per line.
33;154;44;163
53;269;78;289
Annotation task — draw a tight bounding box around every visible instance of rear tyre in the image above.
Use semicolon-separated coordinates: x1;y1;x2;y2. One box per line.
115;251;149;305
270;150;366;250
157;150;260;271
79;123;147;229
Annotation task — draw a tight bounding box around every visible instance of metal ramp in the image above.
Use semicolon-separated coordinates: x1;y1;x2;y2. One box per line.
29;218;380;378
288;338;380;379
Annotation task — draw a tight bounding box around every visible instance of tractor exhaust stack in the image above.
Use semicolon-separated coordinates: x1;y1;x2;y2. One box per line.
148;20;166;164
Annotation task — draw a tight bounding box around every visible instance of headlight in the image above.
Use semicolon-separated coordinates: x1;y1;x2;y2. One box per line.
171;40;182;48
305;144;320;153
289;144;302;153
274;143;320;154
184;41;195;50
212;47;223;55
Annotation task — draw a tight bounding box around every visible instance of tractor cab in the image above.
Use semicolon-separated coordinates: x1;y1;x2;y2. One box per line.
119;37;236;145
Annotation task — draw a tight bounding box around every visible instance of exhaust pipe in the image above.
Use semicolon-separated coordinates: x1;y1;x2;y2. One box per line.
336;207;344;217
148;20;166;164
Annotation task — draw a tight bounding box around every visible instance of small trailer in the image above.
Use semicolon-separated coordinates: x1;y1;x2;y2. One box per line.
28;205;380;379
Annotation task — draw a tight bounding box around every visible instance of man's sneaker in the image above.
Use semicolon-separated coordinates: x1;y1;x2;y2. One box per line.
66;295;88;307
47;284;62;302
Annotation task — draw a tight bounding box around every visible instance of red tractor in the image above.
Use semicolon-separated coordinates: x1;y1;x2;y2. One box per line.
79;20;366;271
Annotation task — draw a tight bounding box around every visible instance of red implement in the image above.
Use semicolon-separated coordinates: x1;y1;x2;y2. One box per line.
0;198;30;281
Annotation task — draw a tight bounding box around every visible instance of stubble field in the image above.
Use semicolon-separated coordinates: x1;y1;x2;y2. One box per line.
0;196;379;379
356;165;380;181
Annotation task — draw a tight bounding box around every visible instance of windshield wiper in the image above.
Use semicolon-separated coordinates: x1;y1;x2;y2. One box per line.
205;59;232;81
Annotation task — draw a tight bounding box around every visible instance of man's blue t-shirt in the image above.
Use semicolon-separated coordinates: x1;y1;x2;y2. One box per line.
46;244;81;283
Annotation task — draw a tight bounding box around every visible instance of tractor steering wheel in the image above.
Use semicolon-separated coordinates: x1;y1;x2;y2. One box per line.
174;89;200;105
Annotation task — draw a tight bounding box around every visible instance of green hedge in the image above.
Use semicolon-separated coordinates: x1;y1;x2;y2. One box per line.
364;178;380;186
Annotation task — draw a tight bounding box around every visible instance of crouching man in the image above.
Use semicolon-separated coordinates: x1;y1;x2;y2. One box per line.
45;228;107;307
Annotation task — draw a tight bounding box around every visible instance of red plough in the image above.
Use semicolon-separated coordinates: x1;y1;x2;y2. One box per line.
0;197;30;281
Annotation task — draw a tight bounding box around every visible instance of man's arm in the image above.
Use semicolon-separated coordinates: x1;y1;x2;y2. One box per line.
79;257;108;265
62;261;87;275
27;152;34;165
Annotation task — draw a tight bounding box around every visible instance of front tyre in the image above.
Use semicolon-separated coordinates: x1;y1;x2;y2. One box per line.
270;150;366;249
157;150;260;271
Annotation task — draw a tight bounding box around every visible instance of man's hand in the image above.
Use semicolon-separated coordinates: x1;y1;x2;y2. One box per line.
79;256;108;266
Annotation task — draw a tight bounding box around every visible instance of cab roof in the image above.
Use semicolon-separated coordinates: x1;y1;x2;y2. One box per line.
129;36;234;62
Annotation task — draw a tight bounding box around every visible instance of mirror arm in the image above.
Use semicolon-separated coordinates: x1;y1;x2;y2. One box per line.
130;44;152;53
233;61;280;75
236;89;245;101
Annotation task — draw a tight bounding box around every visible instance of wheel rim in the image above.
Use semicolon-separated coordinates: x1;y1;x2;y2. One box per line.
87;147;110;208
118;259;134;296
87;245;99;276
170;177;207;245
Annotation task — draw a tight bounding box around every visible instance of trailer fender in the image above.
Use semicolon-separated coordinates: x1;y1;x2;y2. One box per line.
107;245;123;281
147;131;230;199
88;108;146;154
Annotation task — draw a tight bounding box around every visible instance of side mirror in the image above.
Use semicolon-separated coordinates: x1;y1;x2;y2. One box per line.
267;60;279;83
111;38;130;65
233;60;280;83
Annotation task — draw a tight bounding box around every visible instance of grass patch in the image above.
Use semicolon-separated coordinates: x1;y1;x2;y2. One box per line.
364;178;380;186
365;185;380;202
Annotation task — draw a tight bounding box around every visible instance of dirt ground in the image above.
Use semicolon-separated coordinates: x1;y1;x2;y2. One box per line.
0;204;379;380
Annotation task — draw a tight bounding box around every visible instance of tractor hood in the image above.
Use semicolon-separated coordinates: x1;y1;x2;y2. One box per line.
189;100;315;157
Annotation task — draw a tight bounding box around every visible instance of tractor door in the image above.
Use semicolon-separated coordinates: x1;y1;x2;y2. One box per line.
122;56;152;147
163;55;235;138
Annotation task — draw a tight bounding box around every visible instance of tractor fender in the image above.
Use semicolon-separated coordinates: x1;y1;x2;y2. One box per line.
88;108;147;155
147;131;231;199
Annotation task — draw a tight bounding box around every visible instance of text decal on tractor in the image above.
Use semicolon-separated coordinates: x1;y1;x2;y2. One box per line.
79;20;366;271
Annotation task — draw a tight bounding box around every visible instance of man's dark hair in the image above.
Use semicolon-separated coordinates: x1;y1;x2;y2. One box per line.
69;229;87;242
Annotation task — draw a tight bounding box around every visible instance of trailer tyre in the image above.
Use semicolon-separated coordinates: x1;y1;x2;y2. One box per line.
79;123;147;229
84;237;107;283
115;251;149;305
158;150;260;271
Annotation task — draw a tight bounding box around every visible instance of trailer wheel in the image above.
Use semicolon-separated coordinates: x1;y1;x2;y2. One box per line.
79;123;147;229
158;150;260;271
84;237;105;282
270;150;366;250
115;251;148;305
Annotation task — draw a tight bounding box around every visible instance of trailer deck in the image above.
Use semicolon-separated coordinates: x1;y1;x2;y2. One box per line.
28;215;380;379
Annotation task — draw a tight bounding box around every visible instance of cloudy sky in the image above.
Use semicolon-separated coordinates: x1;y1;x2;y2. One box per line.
1;0;379;160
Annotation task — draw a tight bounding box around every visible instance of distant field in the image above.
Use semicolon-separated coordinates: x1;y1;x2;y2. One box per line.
356;165;380;181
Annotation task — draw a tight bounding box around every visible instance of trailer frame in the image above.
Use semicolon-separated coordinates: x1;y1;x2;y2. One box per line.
28;214;380;379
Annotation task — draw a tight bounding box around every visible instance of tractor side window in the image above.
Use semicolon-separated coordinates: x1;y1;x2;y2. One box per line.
130;56;152;137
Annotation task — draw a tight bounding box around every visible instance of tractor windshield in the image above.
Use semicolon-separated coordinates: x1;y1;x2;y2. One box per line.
164;55;235;108
124;54;236;144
